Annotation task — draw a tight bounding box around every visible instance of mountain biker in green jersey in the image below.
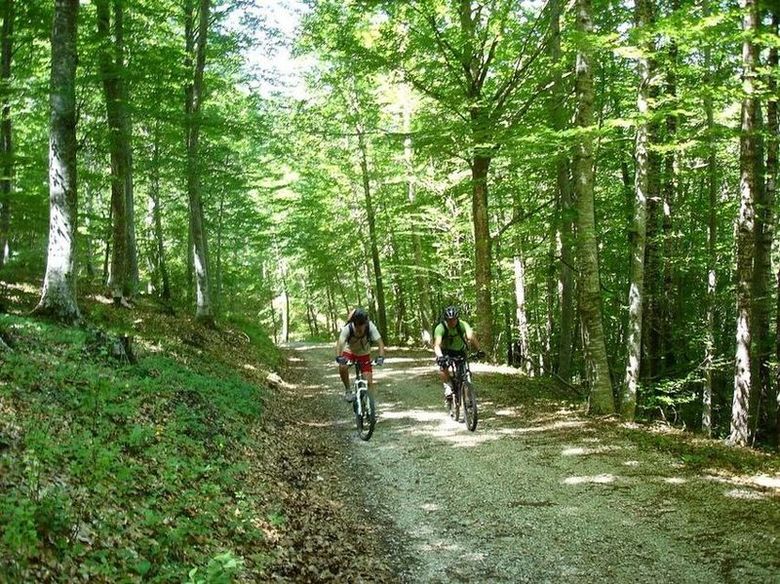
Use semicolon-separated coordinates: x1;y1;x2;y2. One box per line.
433;306;484;407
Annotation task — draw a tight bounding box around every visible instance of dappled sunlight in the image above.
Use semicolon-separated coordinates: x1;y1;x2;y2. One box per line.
494;406;523;417
420;502;440;512
725;489;769;501
561;445;623;456
703;472;780;495
86;294;113;305
624;460;640;467
663;477;687;485
514;420;587;434
563;474;617;485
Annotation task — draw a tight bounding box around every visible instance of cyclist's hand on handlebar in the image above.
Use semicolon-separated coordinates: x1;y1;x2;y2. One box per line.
436;355;448;367
335;355;348;365
375;356;385;366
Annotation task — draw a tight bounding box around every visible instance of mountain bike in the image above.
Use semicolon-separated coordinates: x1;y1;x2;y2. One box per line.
343;359;379;441
444;354;479;431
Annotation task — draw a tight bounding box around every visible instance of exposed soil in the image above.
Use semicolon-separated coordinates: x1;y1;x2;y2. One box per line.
272;343;780;583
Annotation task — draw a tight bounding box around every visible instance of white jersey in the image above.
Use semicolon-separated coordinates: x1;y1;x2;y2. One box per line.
338;321;381;356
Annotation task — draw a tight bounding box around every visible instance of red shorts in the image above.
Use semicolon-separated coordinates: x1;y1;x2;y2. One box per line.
342;351;372;373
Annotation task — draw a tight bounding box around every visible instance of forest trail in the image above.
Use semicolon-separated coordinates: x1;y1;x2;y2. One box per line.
284;344;780;584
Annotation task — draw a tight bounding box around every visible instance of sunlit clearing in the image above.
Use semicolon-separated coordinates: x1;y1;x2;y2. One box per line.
563;474;617;485
561;445;621;456
243;363;257;370
624;460;640;467
420;503;440;512
288;356;304;362
725;489;767;500
663;477;686;484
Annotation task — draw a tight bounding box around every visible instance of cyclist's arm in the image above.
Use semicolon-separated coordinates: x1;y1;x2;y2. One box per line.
335;326;348;358
433;324;444;358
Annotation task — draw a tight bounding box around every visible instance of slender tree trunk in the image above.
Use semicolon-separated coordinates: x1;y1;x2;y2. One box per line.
763;9;778;446
623;0;653;419
702;0;718;435
115;0;137;293
549;0;575;381
149;122;170;301
729;0;759;446
0;0;13;268
35;0;80;322
514;250;532;375
403;103;432;341
184;0;213;325
573;0;613;414
472;153;494;353
96;0;129;304
357;127;388;340
660;3;679;375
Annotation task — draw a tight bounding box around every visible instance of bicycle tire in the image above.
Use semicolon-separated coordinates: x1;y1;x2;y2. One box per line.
452;383;462;422
462;380;478;431
356;391;376;441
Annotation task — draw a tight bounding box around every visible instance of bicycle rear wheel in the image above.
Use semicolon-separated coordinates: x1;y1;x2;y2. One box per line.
356;391;376;441
462;380;478;431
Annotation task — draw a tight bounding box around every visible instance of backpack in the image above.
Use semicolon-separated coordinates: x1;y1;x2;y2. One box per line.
433;318;467;349
346;313;376;347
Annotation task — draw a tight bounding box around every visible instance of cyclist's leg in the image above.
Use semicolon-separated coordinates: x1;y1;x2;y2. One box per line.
339;351;353;390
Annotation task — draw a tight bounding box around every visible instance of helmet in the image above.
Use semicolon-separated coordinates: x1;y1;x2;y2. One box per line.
444;306;459;319
351;307;368;325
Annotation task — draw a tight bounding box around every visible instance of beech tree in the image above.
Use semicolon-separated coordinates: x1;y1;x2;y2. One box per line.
34;0;80;322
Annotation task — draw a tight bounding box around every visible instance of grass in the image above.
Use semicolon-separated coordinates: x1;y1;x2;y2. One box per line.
0;299;280;583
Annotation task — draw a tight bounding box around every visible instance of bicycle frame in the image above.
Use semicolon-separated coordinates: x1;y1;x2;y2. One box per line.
344;359;377;440
444;354;478;431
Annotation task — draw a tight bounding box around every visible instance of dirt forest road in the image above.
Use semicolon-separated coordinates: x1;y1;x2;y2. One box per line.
283;344;780;584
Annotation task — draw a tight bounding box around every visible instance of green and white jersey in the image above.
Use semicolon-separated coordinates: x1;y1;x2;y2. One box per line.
434;320;473;352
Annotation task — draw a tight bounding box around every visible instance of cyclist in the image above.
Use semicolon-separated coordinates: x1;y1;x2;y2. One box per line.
335;308;385;401
433;306;484;408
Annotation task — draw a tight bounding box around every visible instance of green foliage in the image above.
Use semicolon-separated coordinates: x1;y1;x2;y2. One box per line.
0;311;274;581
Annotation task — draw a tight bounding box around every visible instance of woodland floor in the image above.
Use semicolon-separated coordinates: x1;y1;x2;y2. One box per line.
272;343;780;583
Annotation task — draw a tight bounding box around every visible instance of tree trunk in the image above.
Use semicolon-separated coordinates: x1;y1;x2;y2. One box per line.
357;127;388;341
0;0;13;269
34;0;80;323
403;103;432;342
472;154;494;352
623;0;653;419
149;122;170;301
96;0;130;304
729;0;759;447
573;0;613;414
702;0;718;436
514;250;532;376
763;9;778;446
184;0;213;325
549;0;575;381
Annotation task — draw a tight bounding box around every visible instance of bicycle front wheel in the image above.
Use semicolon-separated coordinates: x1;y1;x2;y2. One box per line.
462;380;478;431
356;391;376;441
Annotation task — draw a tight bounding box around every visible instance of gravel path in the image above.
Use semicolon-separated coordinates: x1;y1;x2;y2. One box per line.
288;344;780;584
